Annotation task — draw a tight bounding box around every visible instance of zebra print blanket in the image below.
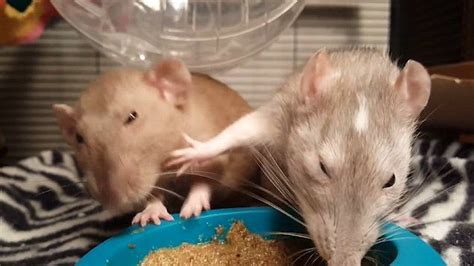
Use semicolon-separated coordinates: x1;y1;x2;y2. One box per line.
0;138;472;265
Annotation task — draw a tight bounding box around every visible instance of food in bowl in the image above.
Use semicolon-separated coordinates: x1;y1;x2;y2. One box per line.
140;221;305;266
76;207;446;266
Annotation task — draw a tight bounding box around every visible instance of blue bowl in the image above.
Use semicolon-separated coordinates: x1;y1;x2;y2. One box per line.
77;207;445;266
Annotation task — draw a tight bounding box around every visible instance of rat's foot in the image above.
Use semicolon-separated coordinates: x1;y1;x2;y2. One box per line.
180;184;211;219
390;214;420;228
132;200;174;227
166;133;221;176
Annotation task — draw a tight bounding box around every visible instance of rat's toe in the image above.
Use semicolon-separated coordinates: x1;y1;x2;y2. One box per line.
192;204;203;217
140;213;152;227
162;212;174;221
151;214;161;225
132;213;142;224
202;198;211;210
180;205;192;219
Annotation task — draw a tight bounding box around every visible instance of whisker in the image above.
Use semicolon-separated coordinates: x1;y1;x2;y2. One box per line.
387;158;452;211
152;169;307;227
364;163;459;237
364;217;382;237
260;146;297;202
402;218;454;230
252;148;296;205
368;249;391;265
135;165;309;231
369;248;392;254
148;185;185;200
35;180;87;197
311;253;322;266
381;231;413;240
184;168;302;216
267;231;312;240
386;181;459;223
373;236;417;245
242;180;302;217
363;255;378;266
398;159;455;206
240;189;307;227
289;247;315;259
305;252;316;266
291;248;315;265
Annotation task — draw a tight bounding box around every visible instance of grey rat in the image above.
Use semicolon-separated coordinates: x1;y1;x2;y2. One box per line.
168;47;431;266
52;59;258;227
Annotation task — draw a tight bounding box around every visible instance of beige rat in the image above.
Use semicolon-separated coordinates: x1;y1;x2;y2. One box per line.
168;47;431;265
52;59;258;227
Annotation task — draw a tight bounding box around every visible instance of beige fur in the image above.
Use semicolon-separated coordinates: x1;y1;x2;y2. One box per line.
53;63;258;215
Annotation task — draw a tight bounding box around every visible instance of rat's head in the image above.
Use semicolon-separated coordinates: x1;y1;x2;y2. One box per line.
286;48;431;265
52;59;193;211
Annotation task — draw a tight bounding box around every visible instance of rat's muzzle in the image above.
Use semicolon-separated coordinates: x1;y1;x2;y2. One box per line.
327;254;363;266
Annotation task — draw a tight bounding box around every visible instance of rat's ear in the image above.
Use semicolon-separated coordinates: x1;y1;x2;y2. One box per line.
394;60;431;118
300;51;334;104
145;58;192;107
52;104;76;145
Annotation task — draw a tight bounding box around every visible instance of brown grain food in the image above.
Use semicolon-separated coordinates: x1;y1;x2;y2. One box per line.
140;221;304;266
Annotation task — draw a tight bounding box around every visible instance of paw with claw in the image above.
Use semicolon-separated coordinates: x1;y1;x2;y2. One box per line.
167;133;222;176
180;184;211;219
132;200;174;227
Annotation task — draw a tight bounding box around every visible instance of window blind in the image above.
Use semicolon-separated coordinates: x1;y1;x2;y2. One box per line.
0;1;390;164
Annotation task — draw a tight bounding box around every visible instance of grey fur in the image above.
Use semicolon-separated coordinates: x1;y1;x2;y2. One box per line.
259;47;424;265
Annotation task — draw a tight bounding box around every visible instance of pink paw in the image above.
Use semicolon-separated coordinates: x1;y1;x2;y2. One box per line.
166;133;221;176
180;186;211;219
392;215;420;227
132;201;174;227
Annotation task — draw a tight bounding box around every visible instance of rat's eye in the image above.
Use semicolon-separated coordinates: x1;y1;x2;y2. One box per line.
383;174;396;188
320;161;330;177
125;111;138;125
76;133;85;144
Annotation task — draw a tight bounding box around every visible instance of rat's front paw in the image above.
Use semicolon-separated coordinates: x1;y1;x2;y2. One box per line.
389;214;420;228
180;185;211;219
166;133;220;176
132;201;174;227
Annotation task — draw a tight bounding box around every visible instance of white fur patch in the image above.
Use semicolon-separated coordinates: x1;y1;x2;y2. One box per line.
354;96;369;133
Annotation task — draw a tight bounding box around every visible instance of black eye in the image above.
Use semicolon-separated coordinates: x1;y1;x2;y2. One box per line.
383;174;396;188
320;162;329;177
125;111;138;125
76;133;84;144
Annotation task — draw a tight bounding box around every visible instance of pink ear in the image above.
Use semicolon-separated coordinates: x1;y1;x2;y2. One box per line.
52;104;76;145
300;51;334;103
145;58;192;107
394;60;431;117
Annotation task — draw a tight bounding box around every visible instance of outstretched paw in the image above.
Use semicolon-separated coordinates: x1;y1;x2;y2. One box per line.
132;201;174;227
166;133;221;176
180;185;211;219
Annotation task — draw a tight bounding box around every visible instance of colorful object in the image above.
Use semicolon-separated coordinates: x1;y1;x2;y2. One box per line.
0;0;58;45
77;207;446;266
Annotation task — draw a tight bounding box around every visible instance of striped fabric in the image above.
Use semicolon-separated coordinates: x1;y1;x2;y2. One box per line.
0;138;472;265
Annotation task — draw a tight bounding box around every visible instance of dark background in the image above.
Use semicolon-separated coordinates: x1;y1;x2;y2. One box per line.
390;0;474;67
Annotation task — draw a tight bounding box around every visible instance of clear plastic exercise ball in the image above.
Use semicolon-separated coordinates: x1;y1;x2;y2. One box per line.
51;0;305;73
